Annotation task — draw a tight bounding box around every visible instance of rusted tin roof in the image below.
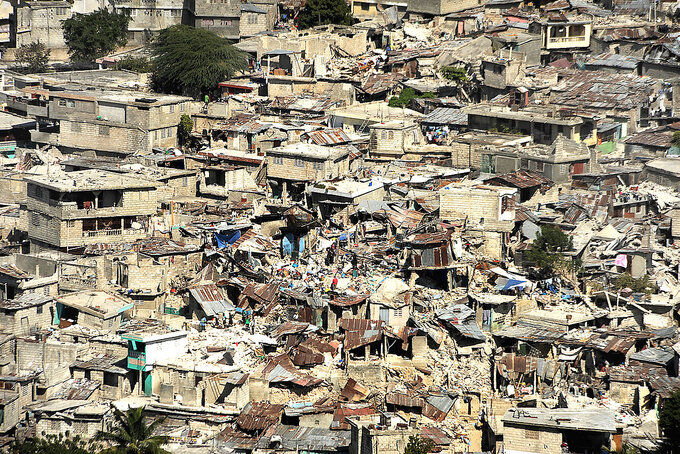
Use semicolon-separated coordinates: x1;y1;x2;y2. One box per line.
339;378;369;402
236;402;284;432
304;128;351;146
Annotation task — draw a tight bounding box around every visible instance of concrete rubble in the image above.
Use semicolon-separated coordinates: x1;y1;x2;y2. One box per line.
3;0;680;453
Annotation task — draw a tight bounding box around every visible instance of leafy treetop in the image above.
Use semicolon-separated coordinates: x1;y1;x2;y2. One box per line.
62;9;130;62
660;388;680;449
296;0;352;29
388;88;435;108
151;25;248;98
15;41;50;74
403;435;435;454
96;406;169;454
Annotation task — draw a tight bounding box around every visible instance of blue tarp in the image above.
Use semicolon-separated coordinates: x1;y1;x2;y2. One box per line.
494;277;529;291
215;231;241;248
282;233;295;256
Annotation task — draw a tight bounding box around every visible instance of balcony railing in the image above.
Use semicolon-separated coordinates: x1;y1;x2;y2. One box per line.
82;229;145;238
548;36;587;44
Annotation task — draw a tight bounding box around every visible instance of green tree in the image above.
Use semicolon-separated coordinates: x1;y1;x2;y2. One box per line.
151;25;248;98
11;433;95;454
388;88;435;108
178;114;193;147
403;435;434;454
96;406;169;454
62;9;130;62
526;225;577;276
15;41;50;74
441;66;468;83
660;389;680;449
673;131;680;149
296;0;352;29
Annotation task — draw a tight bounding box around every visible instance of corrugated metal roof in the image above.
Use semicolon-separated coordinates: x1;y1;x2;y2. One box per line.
630;347;675;366
386;392;425;408
236;402;284;432
339;378;369;402
485;169;552;189
422;107;468;126
332;403;375;430
305;128;351;146
494;321;565;343
189;284;234;317
257;424;351;451
262;354;323;387
649;376;680;398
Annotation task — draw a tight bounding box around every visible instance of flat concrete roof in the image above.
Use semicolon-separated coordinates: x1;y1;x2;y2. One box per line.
57;291;134;319
268;142;350;160
502;407;616;433
25;170;157;192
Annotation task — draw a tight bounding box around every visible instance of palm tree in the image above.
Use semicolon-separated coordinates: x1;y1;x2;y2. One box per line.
96;406;169;454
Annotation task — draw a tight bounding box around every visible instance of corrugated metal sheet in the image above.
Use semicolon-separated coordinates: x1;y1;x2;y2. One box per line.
386;392;425;408
344;329;383;350
262;354;322;387
494;321;565;343
305;128;351;146
422;107;468;126
189;284;234;317
329;294;370;307
331;404;375;430
236;402;284;431
649;376;680;398
485;169;552;189
339;378;369;402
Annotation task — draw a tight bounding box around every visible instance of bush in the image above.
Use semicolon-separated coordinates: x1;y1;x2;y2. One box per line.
441;66;468;82
15;41;50;74
613;273;657;295
118;56;153;73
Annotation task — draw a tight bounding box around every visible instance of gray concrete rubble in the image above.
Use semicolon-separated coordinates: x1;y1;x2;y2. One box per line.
3;1;680;453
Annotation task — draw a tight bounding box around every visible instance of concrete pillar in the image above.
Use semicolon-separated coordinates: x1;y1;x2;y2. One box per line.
181;386;197;406
160;383;173;404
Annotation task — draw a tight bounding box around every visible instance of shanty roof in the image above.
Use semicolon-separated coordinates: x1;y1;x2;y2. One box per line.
236;402;284;431
262;353;323;387
502;407;617;433
0;293;52;311
649;376;680;398
189;284;235;317
422;107;468;126
304;128;351;146
630;347;676;366
494;320;565;343
50;378;100;401
332;403;375;430
329;294;370;307
72;353;127;374
257;424;351;451
585;53;641;70
550;71;658;111
0;264;31;280
485;169;552;189
339;378;370;402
